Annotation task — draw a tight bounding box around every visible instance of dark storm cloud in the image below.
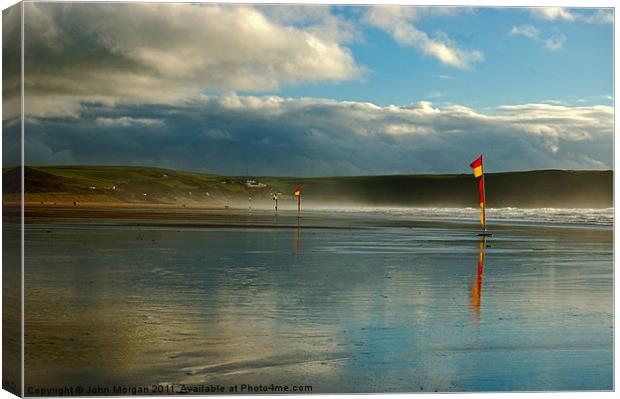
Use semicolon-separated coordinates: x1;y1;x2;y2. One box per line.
24;95;612;176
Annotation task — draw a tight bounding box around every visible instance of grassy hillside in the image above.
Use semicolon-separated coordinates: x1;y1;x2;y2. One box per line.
2;165;613;208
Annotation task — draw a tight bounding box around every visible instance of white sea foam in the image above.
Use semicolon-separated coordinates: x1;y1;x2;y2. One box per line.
392;207;614;226
306;206;614;226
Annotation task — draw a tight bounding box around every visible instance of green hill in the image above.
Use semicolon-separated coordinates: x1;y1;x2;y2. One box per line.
2;165;613;208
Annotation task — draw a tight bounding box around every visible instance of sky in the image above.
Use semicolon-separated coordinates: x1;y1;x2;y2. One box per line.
2;1;614;176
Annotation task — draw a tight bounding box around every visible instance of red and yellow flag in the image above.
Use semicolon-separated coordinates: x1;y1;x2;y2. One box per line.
470;155;486;230
293;187;301;196
470;155;483;178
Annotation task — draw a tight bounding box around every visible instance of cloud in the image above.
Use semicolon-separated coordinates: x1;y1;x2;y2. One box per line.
95;117;165;127
530;7;613;24
530;7;577;22
510;24;539;39
544;32;566;51
202;129;235;141
510;24;566;51
424;91;444;99
585;9;614;24
364;6;483;69
24;136;77;165
24;95;612;175
13;2;364;119
258;4;362;45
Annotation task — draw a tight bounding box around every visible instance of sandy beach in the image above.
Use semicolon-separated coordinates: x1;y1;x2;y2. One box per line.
20;207;612;393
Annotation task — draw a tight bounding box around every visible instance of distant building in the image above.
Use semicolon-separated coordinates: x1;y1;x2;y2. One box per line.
245;179;267;188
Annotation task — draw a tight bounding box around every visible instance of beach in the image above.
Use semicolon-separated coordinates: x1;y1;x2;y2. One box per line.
21;207;613;393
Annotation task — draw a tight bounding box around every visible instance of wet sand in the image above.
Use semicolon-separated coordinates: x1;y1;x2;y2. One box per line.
21;208;613;393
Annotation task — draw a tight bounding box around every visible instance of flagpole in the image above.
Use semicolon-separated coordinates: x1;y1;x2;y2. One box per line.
481;157;487;234
482;174;487;234
481;158;489;236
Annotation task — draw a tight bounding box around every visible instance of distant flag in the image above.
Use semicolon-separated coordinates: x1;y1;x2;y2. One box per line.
469;155;487;234
294;186;301;214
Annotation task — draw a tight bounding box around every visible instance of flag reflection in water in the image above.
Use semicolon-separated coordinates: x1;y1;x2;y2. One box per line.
294;217;301;260
470;236;486;324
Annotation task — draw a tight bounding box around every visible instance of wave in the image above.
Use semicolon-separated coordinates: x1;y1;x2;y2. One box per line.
399;207;614;226
307;206;614;226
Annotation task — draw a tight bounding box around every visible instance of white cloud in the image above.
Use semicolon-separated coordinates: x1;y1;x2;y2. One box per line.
510;24;539;39
95;117;165;127
530;7;613;24
16;3;364;119
584;9;614;24
364;6;483;69
509;24;566;51
213;97;612;160
258;4;362;45
530;7;577;22
544;32;567;51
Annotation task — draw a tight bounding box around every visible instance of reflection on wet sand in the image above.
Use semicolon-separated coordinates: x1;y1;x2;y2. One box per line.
470;236;486;324
295;217;301;259
23;211;613;392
